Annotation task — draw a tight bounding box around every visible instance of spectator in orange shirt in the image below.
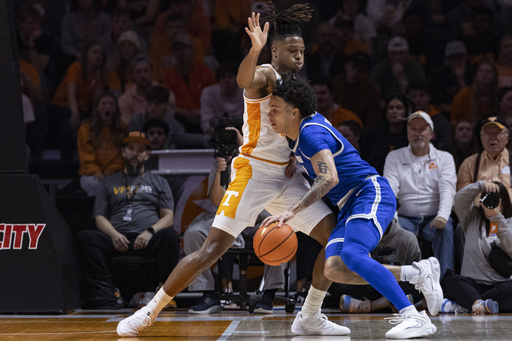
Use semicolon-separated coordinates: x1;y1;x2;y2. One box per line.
49;41;108;160
152;0;211;56
108;30;140;98
77;91;126;196
149;13;204;82
162;35;216;133
451;60;499;126
312;79;363;129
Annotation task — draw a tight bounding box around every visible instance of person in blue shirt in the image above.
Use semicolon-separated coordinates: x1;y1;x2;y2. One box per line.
263;73;438;339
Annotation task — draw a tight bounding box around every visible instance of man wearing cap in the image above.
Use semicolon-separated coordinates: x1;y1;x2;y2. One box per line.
76;131;180;308
384;111;457;276
370;36;425;101
457;116;512;198
428;41;474;113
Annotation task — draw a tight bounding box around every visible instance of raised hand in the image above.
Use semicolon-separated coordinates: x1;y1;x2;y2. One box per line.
245;12;269;52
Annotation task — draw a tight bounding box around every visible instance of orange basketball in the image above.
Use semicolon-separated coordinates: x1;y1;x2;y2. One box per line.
253;222;298;266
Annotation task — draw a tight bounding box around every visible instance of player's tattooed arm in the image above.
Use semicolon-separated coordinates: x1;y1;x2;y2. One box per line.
288;150;339;214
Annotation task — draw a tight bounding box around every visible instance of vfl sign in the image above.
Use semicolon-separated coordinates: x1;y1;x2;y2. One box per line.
0;224;46;250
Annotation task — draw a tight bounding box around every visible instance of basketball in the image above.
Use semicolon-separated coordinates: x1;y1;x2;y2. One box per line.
253;222;298;266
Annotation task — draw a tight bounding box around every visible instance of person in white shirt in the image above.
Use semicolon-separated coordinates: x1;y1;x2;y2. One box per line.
384;111;457;276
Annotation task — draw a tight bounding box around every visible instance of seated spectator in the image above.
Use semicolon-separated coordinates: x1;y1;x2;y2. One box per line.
407;82;452;151
152;0;211;56
98;7;147;72
60;0;110;61
449;119;479;173
450;60;498;126
333;15;367;57
312;79;363;128
118;55;175;125
149;13;204;82
428;41;475;115
331;0;376;56
49;41;108;160
127;85;184;148
496;35;512;88
76;131;180;308
336;120;362;151
461;6;500;69
360;94;413;175
331;51;381;129
77;91;126;196
143;119;169;151
442;180;512;314
200;62;244;135
16;3;59;81
370;36;426;102
303;21;345;82
162;35;216;133
494;86;512;118
108;30;140;98
120;0;160;36
457;116;512;198
384;111;456;276
330;215;423;313
184;129;285;314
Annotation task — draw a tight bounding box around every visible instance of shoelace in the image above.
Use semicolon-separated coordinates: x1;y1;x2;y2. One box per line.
127;314;152;331
385;313;409;325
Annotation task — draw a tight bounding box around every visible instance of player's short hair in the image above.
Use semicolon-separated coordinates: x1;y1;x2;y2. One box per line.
273;72;316;118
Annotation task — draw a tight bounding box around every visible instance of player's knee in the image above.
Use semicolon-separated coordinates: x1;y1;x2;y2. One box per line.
324;256;344;282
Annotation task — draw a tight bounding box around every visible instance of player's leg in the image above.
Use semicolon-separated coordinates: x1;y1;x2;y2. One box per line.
269;171;349;335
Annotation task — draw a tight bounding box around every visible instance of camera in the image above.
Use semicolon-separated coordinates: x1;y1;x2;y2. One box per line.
210;113;243;186
480;192;500;209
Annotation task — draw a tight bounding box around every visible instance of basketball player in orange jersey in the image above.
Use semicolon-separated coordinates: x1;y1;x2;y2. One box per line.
118;3;439;337
118;3;348;337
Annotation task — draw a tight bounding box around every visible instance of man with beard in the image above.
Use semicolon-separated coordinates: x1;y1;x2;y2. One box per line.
384;111;457;277
76;131;180;309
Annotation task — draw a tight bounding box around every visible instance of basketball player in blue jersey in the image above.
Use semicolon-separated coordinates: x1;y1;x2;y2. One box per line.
264;73;439;339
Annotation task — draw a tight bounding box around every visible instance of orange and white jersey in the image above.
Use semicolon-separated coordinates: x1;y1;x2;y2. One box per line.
239;64;291;165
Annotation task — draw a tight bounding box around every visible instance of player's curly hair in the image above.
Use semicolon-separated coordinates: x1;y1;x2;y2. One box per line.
262;1;312;45
273;72;316;118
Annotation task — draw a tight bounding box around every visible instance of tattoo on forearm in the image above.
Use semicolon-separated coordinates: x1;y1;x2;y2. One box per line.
317;161;327;174
289;173;334;214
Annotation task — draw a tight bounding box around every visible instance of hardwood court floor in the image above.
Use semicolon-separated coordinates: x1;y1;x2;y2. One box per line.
1;307;512;340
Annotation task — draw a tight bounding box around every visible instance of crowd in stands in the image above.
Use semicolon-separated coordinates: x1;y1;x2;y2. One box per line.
14;0;512;314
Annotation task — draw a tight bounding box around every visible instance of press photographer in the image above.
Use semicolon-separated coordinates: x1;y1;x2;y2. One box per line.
210;114;243;186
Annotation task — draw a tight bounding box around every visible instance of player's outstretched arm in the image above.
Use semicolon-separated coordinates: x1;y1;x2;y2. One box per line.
262;149;338;226
237;12;269;92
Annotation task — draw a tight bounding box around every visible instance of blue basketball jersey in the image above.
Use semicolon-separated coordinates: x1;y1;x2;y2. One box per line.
291;113;379;208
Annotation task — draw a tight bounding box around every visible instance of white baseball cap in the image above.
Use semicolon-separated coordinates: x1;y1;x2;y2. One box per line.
407;111;434;131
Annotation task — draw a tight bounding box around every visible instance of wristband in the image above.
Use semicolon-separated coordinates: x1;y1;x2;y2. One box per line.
146;227;155;235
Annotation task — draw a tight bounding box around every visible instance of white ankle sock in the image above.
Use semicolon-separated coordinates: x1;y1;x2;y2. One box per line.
400;265;421;282
399;304;418;315
301;286;326;317
146;287;173;316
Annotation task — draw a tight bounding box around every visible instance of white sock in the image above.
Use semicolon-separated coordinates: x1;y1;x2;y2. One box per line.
399;304;418;315
146;287;173;317
301;286;326;317
400;264;421;282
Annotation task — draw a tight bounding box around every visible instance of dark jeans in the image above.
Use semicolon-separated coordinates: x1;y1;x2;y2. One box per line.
77;228;180;286
441;270;512;312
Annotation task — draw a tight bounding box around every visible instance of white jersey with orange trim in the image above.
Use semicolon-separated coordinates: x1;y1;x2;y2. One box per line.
239;64;291;165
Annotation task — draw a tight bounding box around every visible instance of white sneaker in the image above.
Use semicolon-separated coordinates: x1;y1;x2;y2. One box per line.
410;257;443;315
385;310;437;339
117;306;155;337
291;311;350;335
